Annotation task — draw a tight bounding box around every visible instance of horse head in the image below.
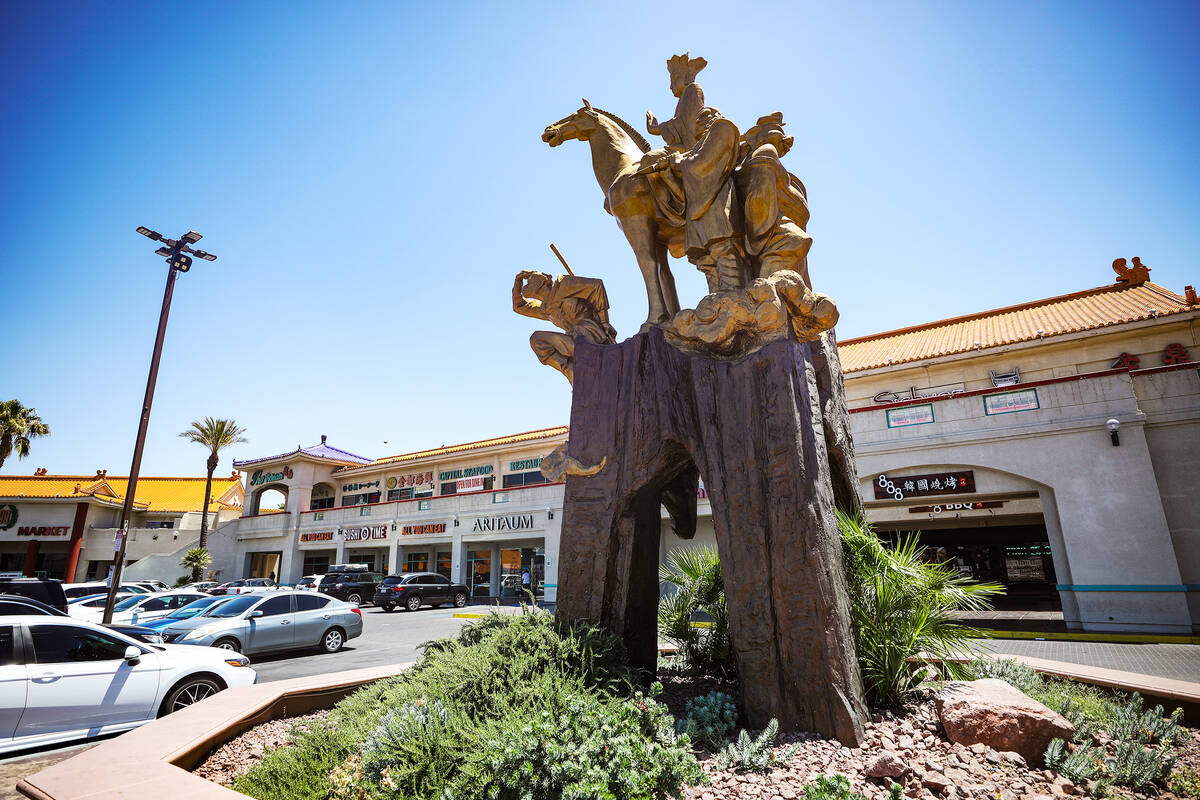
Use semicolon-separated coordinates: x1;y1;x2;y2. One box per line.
542;99;601;147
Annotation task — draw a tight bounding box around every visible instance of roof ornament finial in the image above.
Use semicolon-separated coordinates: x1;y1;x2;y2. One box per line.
1112;257;1150;286
321;434;327;444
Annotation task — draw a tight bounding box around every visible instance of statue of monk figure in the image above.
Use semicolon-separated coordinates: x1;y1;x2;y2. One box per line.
735;112;813;288
646;53;707;150
667;106;749;293
512;269;617;384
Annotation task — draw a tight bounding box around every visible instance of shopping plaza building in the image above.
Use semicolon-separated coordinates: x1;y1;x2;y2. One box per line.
5;266;1196;633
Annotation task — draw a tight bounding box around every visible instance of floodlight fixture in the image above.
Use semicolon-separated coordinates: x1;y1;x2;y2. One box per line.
181;231;202;244
192;249;217;261
136;226;163;241
154;246;172;257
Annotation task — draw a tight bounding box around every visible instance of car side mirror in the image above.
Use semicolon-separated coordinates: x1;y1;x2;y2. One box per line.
123;645;141;664
249;609;263;618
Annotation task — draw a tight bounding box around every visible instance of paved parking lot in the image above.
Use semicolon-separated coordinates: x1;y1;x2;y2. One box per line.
248;603;480;683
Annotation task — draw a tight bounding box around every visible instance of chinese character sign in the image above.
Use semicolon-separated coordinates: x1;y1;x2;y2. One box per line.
1162;343;1190;365
873;471;976;501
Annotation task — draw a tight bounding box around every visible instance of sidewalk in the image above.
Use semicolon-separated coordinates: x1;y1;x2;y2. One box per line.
975;638;1200;683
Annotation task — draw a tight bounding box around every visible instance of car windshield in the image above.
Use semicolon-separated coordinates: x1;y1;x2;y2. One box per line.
113;596;144;611
165;597;221;619
204;595;258;618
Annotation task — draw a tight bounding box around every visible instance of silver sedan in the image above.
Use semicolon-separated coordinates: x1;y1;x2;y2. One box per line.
161;591;362;655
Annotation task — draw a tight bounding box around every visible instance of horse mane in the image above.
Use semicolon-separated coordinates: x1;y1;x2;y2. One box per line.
591;106;651;154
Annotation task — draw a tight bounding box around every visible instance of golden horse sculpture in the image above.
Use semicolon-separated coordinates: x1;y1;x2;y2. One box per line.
543;100;685;327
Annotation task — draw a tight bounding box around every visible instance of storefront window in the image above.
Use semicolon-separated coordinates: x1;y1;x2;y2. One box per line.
249;552;282;580
405;552;429;573
500;547;544;599
501;470;548;488
346;549;387;574
302;552;334;575
436;551;452;580
341;491;381;507
310;497;334;510
468;549;491;597
440;477;494;496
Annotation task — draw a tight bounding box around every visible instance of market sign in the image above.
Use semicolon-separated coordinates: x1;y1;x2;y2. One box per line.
439;465;493;481
342;480;380;492
0;504;16;531
471;514;534;533
456;476;486;493
17;525;68;537
249;466;293;486
509;457;543;471
341;525;388;542
885;404;934;428
873;471;975;502
983;388;1039;415
401;523;447;536
299;531;335;543
873;383;965;405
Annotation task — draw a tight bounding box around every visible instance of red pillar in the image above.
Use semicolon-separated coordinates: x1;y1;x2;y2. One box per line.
22;540;40;577
63;502;89;583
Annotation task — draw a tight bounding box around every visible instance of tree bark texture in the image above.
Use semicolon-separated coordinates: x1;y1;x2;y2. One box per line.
556;326;867;745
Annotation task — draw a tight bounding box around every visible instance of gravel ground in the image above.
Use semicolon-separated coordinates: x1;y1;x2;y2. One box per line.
193;710;330;786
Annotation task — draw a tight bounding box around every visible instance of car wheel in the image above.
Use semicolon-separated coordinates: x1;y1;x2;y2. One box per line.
381;604;394;612
347;592;362;605
453;591;468;608
213;638;241;652
160;675;223;716
320;627;345;653
405;594;422;612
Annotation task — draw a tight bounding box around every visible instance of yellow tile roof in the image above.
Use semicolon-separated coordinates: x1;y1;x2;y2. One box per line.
0;474;244;513
341;426;568;472
837;280;1196;373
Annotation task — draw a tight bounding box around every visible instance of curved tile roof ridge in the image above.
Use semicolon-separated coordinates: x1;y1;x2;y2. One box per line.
339;425;569;472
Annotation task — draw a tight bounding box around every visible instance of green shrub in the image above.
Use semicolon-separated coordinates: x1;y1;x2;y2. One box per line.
715;719;800;773
657;546;735;678
1044;738;1107;784
839;512;1004;705
484;686;706;800
1105;693;1186;747
801;775;902;800
675;690;739;748
1168;765;1200;797
236;609;702;800
1106;740;1175;790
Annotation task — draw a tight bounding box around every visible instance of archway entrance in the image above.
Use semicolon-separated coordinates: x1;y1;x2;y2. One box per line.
248;484;289;516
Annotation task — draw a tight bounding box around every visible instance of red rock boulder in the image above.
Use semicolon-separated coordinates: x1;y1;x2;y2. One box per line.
935;679;1074;766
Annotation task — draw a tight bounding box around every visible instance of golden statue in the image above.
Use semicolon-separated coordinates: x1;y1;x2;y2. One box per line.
645;53;708;150
512;267;617;383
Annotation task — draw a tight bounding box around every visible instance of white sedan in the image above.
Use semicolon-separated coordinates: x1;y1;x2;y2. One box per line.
70;591;210;625
0;616;256;755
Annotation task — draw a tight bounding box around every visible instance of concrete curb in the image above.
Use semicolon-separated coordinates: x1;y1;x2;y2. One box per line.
17;663;411;800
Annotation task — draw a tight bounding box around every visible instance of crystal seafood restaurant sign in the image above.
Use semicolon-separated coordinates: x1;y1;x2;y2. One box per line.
873;471;975;501
341;525;388;542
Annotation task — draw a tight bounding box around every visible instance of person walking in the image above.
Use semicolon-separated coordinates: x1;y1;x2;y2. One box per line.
521;568;533;604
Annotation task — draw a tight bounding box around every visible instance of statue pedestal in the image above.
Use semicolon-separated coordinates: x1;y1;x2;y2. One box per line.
556;326;867;745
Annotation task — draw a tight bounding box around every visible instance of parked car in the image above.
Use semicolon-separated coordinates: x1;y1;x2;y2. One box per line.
0;594;165;644
0;579;67;613
318;569;382;606
160;591;362;655
62;582;150;600
209;578;279;596
180;581;217;593
295;575;323;591
139;596;238;631
67;593;135;617
71;591;210;625
0;616;255;755
373;572;469;612
131;580;170;592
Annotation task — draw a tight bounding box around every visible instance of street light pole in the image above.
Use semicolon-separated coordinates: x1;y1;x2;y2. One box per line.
101;228;217;624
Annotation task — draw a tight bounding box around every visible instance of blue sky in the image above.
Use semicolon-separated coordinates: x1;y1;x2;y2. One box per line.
2;0;1198;477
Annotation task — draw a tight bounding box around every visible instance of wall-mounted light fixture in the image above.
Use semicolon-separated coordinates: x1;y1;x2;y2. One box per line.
453;515;459;527
391;522;397;531
547;508;554;520
1106;418;1121;446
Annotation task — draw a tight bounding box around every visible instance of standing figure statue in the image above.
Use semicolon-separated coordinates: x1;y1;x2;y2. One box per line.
512;269;617;384
646;53;707;150
736;112;813;288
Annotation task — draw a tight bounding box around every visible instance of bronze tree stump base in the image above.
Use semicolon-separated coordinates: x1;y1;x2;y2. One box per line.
556;327;867;746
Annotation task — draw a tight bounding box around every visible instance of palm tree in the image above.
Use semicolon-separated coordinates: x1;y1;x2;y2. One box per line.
180;546;213;580
179;418;247;581
0;400;51;470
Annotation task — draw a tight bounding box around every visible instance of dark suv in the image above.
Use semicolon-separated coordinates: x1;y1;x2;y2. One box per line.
0;578;67;613
318;569;382;606
374;572;469;612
